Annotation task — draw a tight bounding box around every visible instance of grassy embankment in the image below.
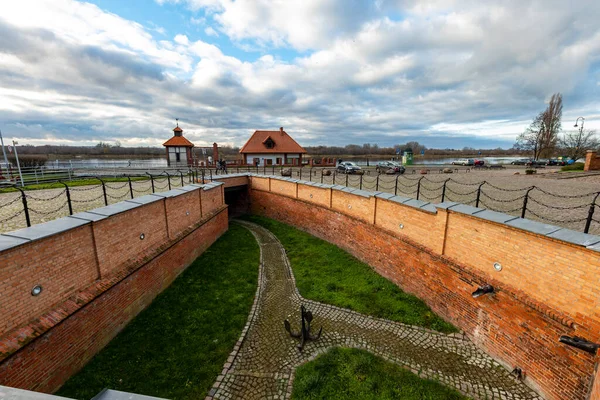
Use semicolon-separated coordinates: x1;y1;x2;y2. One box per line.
243;215;457;333
56;223;260;400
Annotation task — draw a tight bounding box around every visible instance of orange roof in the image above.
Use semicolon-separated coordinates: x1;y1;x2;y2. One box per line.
173;126;183;133
163;136;194;147
240;129;306;154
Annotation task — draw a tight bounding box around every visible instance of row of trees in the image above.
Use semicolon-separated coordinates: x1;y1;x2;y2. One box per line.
515;93;597;161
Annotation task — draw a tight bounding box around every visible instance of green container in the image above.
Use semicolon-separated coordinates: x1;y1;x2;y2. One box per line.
402;150;413;165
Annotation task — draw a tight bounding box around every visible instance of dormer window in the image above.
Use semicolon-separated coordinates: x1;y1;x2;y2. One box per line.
264;137;275;149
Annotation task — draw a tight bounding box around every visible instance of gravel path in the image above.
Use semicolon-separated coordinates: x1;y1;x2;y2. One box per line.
207;221;542;400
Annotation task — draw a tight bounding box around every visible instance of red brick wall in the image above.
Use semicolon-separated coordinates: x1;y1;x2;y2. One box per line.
297;184;330;208
201;187;224;216
444;212;600;335
331;191;375;223
375;198;445;253
94;201;168;278
249;189;598;400
591;366;600;400
0;225;98;338
0;208;228;393
584;150;600;171
165;190;202;239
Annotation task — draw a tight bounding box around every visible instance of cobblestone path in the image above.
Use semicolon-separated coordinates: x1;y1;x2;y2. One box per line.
207;221;542;400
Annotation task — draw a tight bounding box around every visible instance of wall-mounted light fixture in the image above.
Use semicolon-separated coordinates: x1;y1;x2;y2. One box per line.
559;336;600;354
472;284;494;298
309;194;313;198
493;262;502;271
140;233;145;240
186;211;190;216
31;285;43;296
348;205;352;209
399;224;404;229
511;368;523;380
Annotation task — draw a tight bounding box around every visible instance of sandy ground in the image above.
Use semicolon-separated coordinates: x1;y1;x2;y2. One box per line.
1;168;600;235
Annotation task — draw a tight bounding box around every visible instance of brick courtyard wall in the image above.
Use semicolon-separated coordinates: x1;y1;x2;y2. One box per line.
249;177;600;400
591;366;600;400
297;184;331;208
164;190;202;239
584;150;600;171
0;225;98;338
0;184;227;393
201;184;225;216
93;201;168;277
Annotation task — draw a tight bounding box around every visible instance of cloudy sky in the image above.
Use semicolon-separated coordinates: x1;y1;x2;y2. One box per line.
0;0;599;149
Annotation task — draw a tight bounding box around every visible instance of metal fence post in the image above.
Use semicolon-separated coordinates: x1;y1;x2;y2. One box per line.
345;173;348;187
58;181;73;215
521;187;534;218
263;165;266;175
210;169;213;181
475;182;485;208
96;177;108;206
178;170;184;186
584;192;600;233
416;177;424;200
376;174;380;191
14;186;31;227
321;170;324;184
163;172;172;190
395;175;400;195
146;173;155;193
127;177;134;199
441;179;450;202
300;168;303;180
360;174;363;190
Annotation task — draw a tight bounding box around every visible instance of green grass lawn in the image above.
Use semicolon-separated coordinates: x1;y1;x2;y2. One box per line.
56;223;259;400
0;177;151;193
242;216;457;333
292;348;468;400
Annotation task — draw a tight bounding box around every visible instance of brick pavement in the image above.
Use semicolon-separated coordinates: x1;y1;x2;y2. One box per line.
207;221;542;400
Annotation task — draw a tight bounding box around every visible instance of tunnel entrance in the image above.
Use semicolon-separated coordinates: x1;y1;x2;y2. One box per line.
224;186;250;217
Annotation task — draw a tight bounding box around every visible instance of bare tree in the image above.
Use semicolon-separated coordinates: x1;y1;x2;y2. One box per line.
560;129;598;161
516;93;563;160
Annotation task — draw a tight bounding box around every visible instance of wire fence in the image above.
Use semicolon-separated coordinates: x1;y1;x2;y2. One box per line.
0;170;198;233
209;166;600;235
2;166;599;235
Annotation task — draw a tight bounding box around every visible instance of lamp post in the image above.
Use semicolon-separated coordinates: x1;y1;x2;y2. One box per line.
574;117;585;134
0;129;9;172
13;140;24;187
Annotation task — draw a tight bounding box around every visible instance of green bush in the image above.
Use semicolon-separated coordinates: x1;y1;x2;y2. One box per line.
560;162;584;171
525;169;536;175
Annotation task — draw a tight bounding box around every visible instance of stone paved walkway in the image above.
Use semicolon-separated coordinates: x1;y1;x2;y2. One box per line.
207;221;542;400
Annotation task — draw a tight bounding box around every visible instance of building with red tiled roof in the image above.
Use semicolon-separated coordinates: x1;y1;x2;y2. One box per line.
163;122;194;167
239;127;306;166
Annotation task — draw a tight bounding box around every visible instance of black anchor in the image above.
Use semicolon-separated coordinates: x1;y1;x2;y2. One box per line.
284;305;322;351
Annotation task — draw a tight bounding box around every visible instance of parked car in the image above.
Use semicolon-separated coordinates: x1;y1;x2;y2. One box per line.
337;161;362;174
474;159;485;166
546;159;566;166
376;161;405;174
510;159;530;165
451;159;474;166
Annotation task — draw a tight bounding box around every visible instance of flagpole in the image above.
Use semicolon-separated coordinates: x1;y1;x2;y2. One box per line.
0;129;9;168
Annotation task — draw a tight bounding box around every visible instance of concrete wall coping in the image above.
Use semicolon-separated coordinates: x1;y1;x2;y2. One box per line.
86;201;142;216
2;217;89;243
0;234;30;252
178;185;201;192
69;211;108;222
0;385;74;400
125;194;164;205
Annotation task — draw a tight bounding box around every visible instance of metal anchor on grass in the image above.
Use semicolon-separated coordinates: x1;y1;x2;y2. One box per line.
284;305;322;351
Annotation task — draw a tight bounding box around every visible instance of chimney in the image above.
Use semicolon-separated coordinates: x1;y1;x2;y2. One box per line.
280;127;284;135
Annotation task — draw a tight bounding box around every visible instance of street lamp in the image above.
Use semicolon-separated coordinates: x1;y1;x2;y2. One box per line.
574;117;585;130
